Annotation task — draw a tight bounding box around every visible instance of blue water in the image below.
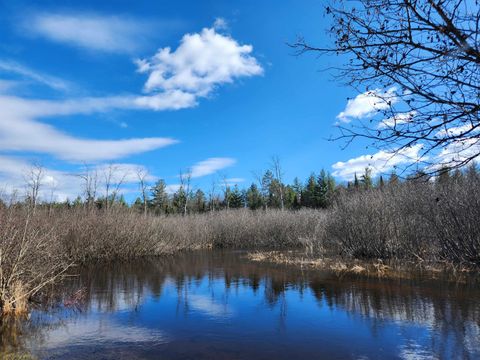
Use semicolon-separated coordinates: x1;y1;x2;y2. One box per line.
12;251;480;359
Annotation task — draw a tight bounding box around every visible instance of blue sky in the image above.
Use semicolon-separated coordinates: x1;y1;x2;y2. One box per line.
0;0;410;201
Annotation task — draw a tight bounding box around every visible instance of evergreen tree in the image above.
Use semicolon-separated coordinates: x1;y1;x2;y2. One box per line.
150;179;169;214
228;185;244;208
353;173;360;189
172;186;187;214
302;173;317;208
246;183;263;210
291;177;303;207
133;197;143;212
284;185;297;209
268;178;283;208
388;171;399;186
260;170;274;209
378;175;385;188
193;189;206;213
361;167;373;189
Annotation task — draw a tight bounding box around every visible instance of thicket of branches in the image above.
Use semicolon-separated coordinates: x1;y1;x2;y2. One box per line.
2;162;480;315
292;0;480;174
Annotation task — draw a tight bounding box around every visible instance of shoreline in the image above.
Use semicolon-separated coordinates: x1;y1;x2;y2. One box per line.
245;250;479;282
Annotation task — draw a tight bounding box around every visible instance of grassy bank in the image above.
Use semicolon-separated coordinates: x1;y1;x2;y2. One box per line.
1;173;479;315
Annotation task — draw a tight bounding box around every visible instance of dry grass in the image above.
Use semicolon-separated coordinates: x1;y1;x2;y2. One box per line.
0;207;326;315
1;174;480;316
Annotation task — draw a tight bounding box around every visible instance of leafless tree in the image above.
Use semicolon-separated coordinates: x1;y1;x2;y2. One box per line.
136;167;150;216
77;164;99;209
103;164;128;211
292;0;480;175
220;173;231;210
208;178;218;211
270;156;285;210
179;169;192;216
24;164;44;214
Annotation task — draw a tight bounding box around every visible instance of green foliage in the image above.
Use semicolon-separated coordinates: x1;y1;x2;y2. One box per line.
246;183;263;210
150;179;169;214
228;185;244;209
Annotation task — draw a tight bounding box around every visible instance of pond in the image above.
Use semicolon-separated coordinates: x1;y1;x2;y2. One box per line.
2;250;479;359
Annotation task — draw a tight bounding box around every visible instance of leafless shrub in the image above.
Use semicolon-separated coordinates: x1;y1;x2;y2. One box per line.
0;207;72;316
327;177;480;266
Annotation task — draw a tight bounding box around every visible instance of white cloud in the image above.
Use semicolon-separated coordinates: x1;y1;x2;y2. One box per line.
25;12;151;53
337;88;398;123
0;60;70;91
134;90;197;111
136;26;263;103
225;177;244;185
433;138;480;169
213;17;228;30
435;123;479;138
165;184;181;194
332;145;423;181
0;79;19;93
378;111;416;129
0;156;154;202
0;95;178;162
190;158;236;178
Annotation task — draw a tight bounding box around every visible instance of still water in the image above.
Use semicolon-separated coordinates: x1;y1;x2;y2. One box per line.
4;250;480;359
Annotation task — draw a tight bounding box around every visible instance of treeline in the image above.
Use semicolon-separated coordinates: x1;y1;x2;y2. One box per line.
2;162;480;316
15;167;393;214
24;164;474;217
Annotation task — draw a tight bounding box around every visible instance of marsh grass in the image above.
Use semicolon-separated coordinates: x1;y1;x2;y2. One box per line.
1;173;480;316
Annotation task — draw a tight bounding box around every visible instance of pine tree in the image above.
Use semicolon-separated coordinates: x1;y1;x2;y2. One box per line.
150;179;169;214
302;173;317;208
193;189;206;213
353;173;360;189
361;168;373;189
388;171;399;186
261;170;274;209
228;185;244;208
291;177;303;207
172;186;187;214
246;183;263;210
378;175;385;188
133;197;143;213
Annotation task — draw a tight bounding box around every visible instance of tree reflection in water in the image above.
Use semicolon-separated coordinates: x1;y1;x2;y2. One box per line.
2;250;479;360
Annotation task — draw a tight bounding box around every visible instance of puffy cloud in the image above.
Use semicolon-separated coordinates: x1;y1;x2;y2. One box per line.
25;12;151;53
435;123;479;138
332;145;423;181
136;26;263;101
378;111;416;129
337;88;398;123
433;138;480;170
190;157;236;178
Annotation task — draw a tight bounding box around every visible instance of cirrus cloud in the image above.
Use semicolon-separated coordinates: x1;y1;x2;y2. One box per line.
24;12;154;53
190;157;237;178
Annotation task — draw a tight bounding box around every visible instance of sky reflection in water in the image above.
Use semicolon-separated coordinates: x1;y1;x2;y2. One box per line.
10;250;480;360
